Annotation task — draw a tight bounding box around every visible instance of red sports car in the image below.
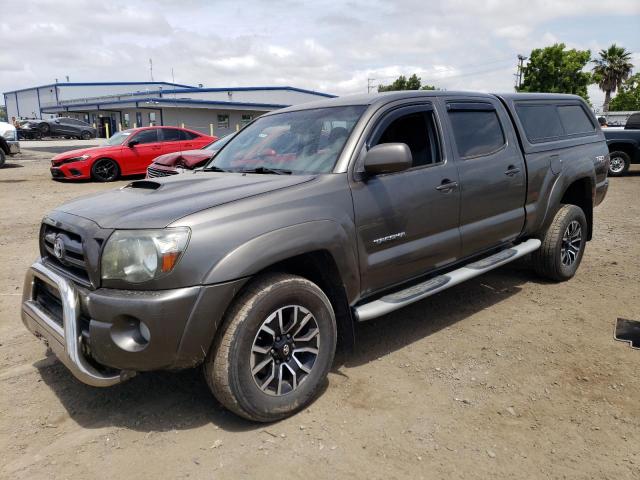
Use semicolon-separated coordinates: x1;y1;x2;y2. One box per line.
50;126;215;181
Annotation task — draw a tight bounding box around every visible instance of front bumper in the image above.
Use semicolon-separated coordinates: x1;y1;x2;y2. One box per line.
50;164;88;179
22;259;247;387
7;140;20;154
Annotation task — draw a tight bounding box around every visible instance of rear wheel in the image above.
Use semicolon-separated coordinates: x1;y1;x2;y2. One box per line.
39;122;50;135
81;131;92;140
608;151;630;177
204;273;337;422
532;204;587;281
91;158;120;182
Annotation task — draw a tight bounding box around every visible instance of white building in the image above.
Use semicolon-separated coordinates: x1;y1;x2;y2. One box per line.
3;81;335;137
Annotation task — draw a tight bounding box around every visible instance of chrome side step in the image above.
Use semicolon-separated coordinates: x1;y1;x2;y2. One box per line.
354;238;541;322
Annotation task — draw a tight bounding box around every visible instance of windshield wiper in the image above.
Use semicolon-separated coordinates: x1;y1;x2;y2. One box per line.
238;166;292;175
203;165;229;172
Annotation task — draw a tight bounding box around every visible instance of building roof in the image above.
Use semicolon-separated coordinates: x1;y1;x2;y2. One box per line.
3;81;196;95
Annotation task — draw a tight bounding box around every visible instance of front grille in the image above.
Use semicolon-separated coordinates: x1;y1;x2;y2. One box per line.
41;224;91;287
147;166;178;178
33;278;63;328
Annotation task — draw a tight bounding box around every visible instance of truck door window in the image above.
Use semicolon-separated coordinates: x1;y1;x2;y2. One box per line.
374;112;440;167
448;109;505;158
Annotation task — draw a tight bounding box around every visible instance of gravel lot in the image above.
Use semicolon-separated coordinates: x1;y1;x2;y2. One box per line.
1;150;639;479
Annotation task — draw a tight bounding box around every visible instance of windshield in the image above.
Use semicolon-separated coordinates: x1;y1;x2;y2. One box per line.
104;131;131;146
204;132;236;151
205;105;366;174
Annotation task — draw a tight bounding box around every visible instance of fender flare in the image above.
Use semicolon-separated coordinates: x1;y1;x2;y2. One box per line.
203;220;360;302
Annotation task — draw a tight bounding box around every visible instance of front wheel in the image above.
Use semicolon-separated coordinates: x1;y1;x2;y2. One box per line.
204;273;337;422
91;158;120;182
81;131;92;140
608;151;630;177
532;204;587;281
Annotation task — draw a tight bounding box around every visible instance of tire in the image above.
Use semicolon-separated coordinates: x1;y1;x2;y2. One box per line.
532;204;588;282
39;122;50;134
608;151;630;177
81;131;92;140
205;273;337;422
0;149;6;168
91;158;120;182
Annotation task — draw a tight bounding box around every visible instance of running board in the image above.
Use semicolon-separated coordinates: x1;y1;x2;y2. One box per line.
354;238;541;322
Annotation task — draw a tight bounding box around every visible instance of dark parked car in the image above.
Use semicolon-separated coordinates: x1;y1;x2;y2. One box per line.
26;117;97;140
22;91;608;422
146;132;238;178
603;112;640;176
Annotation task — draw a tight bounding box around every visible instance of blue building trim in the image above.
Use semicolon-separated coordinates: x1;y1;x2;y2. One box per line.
36;88;42;118
41;97;290;113
158;85;336;98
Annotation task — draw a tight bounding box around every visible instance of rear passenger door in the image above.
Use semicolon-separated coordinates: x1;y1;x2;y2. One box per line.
351;104;462;295
159;128;185;155
445;99;526;256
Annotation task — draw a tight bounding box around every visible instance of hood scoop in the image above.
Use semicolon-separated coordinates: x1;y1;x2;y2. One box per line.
124;180;161;190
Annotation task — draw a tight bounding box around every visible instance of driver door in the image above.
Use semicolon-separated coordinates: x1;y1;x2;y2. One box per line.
120;128;162;174
350;104;462;296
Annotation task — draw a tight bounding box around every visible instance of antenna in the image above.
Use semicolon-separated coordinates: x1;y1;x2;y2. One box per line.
367;78;377;93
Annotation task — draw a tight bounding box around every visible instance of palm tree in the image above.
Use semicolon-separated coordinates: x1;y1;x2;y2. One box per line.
592;44;634;113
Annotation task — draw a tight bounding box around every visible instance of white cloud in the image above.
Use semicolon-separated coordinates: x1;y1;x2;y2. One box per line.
0;0;639;101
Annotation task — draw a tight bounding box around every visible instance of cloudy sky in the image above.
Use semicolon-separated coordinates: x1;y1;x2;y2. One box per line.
1;0;639;111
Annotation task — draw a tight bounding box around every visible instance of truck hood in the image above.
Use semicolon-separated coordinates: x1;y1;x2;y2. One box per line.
55;172;315;229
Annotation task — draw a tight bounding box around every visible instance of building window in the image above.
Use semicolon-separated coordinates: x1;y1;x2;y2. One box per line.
241;114;253;127
123;113;130;128
217;114;229;129
148;112;157;126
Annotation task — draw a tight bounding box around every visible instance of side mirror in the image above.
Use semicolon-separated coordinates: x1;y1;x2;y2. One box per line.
363;143;412;175
54;119;60;124
128;140;139;148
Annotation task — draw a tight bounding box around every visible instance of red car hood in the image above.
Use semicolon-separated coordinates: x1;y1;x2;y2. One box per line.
52;145;119;164
153;149;212;168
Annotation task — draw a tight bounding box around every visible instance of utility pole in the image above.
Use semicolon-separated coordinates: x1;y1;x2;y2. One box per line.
515;54;527;90
149;58;154;82
367;78;376;93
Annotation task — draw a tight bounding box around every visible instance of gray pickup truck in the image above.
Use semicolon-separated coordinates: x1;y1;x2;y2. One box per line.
22;91;609;421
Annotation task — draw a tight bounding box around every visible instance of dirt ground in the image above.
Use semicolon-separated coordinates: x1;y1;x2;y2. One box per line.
1;150;638;480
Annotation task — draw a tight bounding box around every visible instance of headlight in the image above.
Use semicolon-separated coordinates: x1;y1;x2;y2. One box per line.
62;154;91;164
101;228;190;283
2;130;16;141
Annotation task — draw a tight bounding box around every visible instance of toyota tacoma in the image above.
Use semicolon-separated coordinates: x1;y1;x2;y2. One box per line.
22;91;609;422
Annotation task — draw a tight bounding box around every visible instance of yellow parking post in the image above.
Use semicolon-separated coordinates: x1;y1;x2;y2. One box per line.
210;123;214;137
133;123;137;129
105;122;110;139
181;122;185;129
118;122;122;132
236;123;240;132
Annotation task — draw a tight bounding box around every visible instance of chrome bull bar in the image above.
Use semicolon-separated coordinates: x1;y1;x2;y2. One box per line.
21;259;128;387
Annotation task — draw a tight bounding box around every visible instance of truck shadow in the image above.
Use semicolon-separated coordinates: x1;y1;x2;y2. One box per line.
34;262;539;432
340;263;533;369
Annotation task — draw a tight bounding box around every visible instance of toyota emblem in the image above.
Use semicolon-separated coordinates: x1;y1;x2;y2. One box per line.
53;235;66;260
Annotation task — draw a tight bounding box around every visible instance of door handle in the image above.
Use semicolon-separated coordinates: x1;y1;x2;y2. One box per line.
504;166;520;176
435;180;458;192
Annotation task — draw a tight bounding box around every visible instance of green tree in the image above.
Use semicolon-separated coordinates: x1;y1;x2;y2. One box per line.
609;73;640;111
592;44;634;112
0;105;6;122
518;43;592;101
378;74;437;92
